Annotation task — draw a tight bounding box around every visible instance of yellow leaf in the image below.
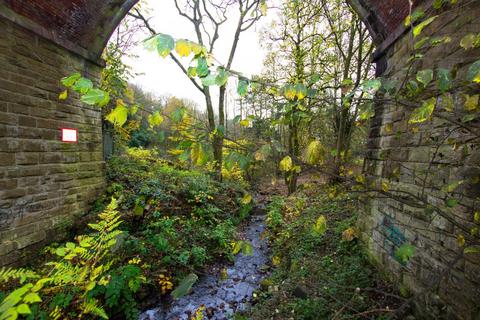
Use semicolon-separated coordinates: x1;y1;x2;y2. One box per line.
58;90;68;100
279;156;293;172
381;181;390;192
191;42;204;55
464;94;479;111
355;175;366;184
241;193;252;205
272;256;281;266
303;140;325;165
457;234;465;247
175;39;191;57
312;215;327;235
283;84;296;100
385;123;393;134
474;211;480;223
239;119;250;127
342;227;356;242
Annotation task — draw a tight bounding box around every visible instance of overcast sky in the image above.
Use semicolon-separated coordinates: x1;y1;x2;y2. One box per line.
125;0;276;115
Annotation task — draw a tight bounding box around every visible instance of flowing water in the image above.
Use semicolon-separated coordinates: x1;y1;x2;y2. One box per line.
140;213;269;320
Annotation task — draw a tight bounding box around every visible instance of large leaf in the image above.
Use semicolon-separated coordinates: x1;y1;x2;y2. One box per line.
201;74;217;87
466;60;480;83
279;156;293;172
171;273;198;299
437;68;452;92
61;73;81;87
81;89;110;107
283;84;296;100
148;111;164;128
105;103;128;127
416;69;433;87
304;140;324;165
295;83;307;100
156;33;175;58
409;97;436;123
215;67;229;86
72;77;93;94
237;79;249;97
175;39;192;57
395;243;415;264
312;215;327;235
196;57;209;77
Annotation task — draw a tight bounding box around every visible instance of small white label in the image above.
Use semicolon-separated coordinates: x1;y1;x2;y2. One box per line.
61;128;77;142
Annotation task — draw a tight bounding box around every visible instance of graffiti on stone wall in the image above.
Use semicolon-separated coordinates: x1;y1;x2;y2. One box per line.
381;216;408;264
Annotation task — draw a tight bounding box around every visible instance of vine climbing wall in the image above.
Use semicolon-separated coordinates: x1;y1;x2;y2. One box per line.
359;1;480;319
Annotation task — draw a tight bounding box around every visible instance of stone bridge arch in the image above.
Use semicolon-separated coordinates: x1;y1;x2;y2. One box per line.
0;1;479;318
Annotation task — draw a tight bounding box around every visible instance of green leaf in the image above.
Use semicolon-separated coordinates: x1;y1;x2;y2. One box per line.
148;111;164;128
171;107;185;122
156;33;175;58
309;73;321;85
241;241;254;256
55;247;66;257
215;68;229;86
81;89;110;107
237;79;249;97
196;57;209;77
416;69;433;87
187;66;197;78
466;60;480;83
461;114;477;123
446;198;458;207
279;156;293;172
395;243;415;264
409;97;436;123
362;79;382;92
171;273;198;299
414;37;430;50
405;9;425;26
72;77;93;94
437;68;452;92
61;73;81;87
105;103;128;127
16;304;31;315
413;16;437;38
23;293;41;304
201;74;217;87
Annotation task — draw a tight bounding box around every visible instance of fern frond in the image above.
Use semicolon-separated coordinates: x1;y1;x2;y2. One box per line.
0;267;39;284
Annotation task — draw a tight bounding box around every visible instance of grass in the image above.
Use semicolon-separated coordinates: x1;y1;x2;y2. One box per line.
249;184;405;320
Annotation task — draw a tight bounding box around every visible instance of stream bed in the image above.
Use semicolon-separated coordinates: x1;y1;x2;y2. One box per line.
140;213;269;320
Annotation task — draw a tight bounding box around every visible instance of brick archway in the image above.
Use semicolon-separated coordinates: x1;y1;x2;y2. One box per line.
1;1;479;318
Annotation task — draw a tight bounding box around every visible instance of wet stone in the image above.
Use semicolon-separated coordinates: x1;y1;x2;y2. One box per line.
140;215;269;320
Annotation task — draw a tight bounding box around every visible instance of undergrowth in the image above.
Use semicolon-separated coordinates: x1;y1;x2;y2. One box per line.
0;148;251;319
249;185;405;320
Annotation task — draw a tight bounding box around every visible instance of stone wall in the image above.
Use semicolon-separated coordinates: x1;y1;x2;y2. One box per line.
0;17;105;266
360;1;480;319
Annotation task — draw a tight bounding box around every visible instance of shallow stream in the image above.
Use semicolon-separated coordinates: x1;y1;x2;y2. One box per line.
140;213;269;320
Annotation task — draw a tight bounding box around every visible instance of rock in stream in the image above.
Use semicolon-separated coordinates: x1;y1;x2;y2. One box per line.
140;214;269;320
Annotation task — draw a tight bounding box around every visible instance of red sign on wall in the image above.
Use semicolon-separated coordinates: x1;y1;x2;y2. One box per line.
61;128;78;143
